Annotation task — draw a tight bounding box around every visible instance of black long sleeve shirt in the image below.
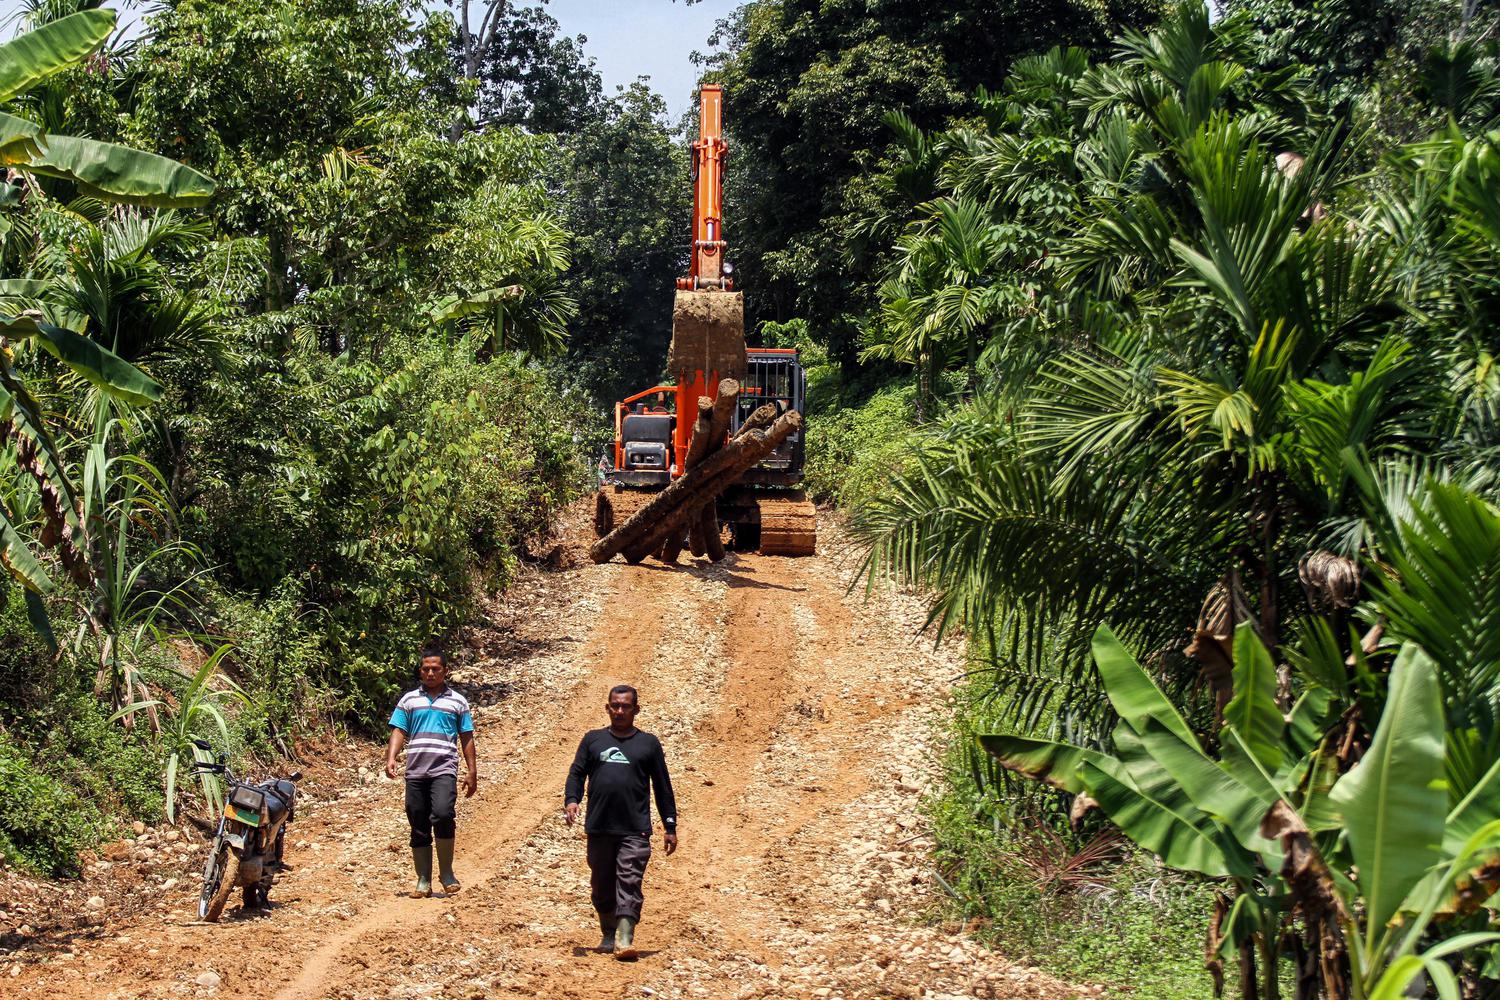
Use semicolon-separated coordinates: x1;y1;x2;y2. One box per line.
564;728;677;837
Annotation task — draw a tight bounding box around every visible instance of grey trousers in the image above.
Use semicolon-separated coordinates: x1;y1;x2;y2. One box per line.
586;833;652;921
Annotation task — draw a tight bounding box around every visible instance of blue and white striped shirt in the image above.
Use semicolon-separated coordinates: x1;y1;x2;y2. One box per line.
389;685;473;780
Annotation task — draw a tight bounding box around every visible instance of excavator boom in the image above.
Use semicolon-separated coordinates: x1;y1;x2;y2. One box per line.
668;84;746;385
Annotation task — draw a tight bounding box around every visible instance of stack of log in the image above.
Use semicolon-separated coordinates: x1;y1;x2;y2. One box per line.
589;378;800;565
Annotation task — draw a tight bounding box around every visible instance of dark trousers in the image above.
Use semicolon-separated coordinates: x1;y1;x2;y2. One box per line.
404;775;456;848
586;834;652;921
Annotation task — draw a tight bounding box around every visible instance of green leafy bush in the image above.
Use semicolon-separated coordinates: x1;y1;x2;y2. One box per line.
805;381;920;509
186;340;587;719
0;736;105;877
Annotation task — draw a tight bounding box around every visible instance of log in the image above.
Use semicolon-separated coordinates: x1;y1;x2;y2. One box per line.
590;429;766;562
617;411;803;563
682;396;714;470
664;381;739;564
700;504;726;561
707;378;739;444
658;525;685;564
734;402;777;439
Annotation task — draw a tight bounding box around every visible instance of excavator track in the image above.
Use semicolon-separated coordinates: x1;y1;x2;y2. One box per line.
755;492;817;556
594;486;657;538
719;488;817;557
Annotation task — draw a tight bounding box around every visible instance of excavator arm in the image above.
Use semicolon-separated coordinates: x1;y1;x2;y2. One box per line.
667;84;747;389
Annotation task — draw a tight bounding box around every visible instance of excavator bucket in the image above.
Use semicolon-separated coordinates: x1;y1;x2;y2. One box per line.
669;290;747;379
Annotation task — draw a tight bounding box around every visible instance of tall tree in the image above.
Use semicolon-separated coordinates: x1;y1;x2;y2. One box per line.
555;81;690;405
700;0;1169;366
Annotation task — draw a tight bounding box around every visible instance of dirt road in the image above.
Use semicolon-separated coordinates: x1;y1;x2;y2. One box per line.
3;519;1084;1000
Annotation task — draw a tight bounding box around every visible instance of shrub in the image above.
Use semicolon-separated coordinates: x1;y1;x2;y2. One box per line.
805;381;920;509
926;678;1216;999
0;735;108;878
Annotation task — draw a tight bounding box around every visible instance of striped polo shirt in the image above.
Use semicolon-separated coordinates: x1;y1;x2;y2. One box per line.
389;685;473;780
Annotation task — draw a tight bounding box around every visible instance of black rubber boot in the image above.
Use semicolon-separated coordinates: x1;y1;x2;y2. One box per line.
614;916;638;960
411;846;432;898
597;914;617;953
436;838;460;894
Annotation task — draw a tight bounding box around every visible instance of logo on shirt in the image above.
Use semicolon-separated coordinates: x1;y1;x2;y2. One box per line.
599;747;631;765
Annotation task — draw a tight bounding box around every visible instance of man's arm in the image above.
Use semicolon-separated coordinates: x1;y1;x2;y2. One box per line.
650;739;678;855
385;727;406;780
460;732;478;797
563;734;590;826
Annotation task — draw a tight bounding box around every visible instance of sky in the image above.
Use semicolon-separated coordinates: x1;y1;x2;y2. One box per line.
531;0;741;118
0;0;743;120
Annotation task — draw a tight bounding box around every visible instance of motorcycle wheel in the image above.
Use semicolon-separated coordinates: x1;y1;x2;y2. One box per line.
202;844;240;922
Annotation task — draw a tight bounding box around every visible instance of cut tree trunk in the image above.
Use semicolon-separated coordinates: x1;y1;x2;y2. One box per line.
590;435;758;562
700;504;725;561
734;402;777;439
601;412;802;564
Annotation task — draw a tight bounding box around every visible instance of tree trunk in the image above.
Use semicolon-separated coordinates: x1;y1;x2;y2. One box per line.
734;402;777;439
700;504;725;561
599;412;802;564
590;428;766;562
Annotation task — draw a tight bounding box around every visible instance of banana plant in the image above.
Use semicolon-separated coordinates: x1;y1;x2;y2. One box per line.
983;625;1500;999
0;9;215;621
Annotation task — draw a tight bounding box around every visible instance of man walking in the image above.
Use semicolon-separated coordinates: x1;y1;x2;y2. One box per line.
564;685;678;960
386;642;477;897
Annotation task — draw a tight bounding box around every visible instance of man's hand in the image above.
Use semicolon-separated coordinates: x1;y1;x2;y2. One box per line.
384;756;400;780
664;831;678;856
463;770;478;798
564;802;580;826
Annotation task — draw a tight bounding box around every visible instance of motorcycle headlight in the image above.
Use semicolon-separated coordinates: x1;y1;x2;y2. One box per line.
229;785;266;813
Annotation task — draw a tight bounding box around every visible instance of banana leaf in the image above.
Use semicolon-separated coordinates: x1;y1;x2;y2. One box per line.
0;9;115;104
0;503;52;594
427;285;523;324
0;111;43;166
0;279;49;299
1330;643;1447;938
1092;623;1197;744
1134;719;1280;858
25;134;216;208
1223;622;1284;771
1080;756;1251;877
0;313;160;405
978;732;1131;794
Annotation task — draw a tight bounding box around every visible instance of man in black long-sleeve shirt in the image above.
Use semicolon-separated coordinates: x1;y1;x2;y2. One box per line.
564;684;678;960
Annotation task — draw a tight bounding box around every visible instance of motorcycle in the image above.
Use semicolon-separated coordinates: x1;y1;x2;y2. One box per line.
190;739;301;921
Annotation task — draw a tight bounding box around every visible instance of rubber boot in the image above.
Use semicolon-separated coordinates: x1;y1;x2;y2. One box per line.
411;845;432;898
436;838;460;894
614;916;638;960
597;913;617;953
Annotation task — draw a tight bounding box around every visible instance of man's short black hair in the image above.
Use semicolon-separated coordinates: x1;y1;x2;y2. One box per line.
419;641;447;666
608;684;638;705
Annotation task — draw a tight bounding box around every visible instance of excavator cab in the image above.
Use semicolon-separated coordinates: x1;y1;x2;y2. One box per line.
733;349;806;484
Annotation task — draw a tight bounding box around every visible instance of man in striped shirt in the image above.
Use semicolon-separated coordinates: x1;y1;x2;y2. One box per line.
385;643;477;897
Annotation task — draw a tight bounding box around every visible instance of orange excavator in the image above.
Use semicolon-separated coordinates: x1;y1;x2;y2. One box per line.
594;84;816;557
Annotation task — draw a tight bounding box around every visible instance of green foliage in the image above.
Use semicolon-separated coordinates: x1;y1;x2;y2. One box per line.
0;734;104;877
985;625;1500;997
804;380;919;509
703;0;1168;364
555;82;689;405
184;340;586;716
928;676;1216;998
